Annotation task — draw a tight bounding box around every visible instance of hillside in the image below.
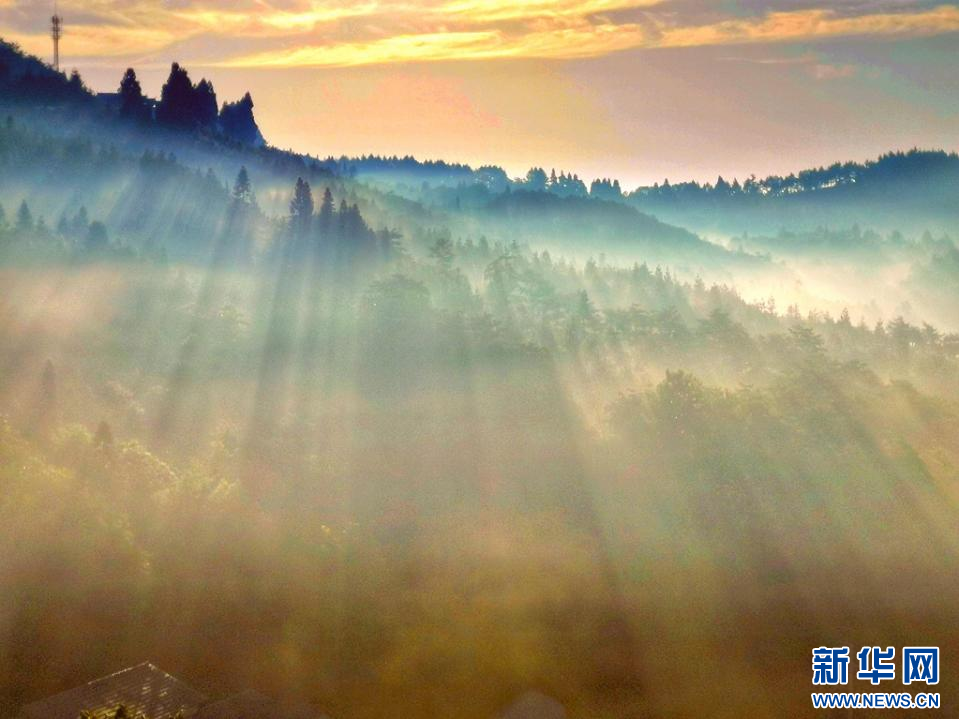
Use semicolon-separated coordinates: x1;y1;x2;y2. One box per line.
628;149;959;236
0;37;748;275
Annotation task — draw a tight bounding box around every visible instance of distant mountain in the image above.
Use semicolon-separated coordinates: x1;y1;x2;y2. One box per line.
293;147;959;238
6;35;952;241
3;32;953;277
483;190;702;248
464;190;751;271
627;149;959;236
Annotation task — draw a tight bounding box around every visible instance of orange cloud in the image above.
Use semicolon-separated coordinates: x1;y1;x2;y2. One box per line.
656;5;959;49
220;4;959;67
2;1;958;67
219;20;651;67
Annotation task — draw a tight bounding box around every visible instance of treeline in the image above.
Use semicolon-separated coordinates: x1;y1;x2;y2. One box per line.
5;35;956;245
4;35;957;232
0;40;91;103
276;176;398;268
0;200;137;262
0;117;233;259
0;39;262;148
274;144;959;215
0;116;276;260
0;165;391;270
114;63;263;147
0;37;341;200
328;154;478;186
631;149;959;202
6;147;957;372
321;146;959;242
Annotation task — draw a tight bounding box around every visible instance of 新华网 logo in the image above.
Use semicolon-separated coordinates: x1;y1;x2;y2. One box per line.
812;646;939;686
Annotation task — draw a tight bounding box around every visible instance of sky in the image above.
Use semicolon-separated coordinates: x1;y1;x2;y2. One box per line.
1;0;958;186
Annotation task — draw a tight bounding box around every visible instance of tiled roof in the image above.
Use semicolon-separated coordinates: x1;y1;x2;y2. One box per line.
19;663;208;719
194;690;327;719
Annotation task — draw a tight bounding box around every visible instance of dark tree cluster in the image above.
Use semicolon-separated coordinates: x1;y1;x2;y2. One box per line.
283;177;391;267
0;40;91;104
118;68;150;123
219;93;262;146
511;168;588;197
589;177;623;201
326;154;476;185
115;64;263;146
631;149;959;202
155;63;218;131
0;199;133;262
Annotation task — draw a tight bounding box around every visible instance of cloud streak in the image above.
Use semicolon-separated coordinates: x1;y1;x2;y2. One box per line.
1;0;958;67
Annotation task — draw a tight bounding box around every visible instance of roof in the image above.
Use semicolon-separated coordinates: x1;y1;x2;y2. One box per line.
19;663;208;719
194;690;328;719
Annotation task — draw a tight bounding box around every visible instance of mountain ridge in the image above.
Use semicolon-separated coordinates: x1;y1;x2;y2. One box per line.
3;36;955;219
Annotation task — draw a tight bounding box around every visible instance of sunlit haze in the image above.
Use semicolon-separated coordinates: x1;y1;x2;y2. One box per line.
1;3;958;718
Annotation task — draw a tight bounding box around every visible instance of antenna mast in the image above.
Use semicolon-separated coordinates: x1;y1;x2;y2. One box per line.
51;3;63;72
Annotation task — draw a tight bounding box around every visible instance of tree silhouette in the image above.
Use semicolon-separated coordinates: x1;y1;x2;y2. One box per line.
194;78;219;128
118;68;149;122
223;167;256;264
525;167;548;191
157;62;197;128
68;69;85;94
219;92;262;145
289;178;314;239
317;187;334;236
232;166;254;206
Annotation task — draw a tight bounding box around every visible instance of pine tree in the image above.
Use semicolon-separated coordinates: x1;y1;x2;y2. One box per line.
317;187;334;235
118;68;147;121
194;79;219;128
289;178;313;238
157;63;197;128
219;92;262;145
525;167;547;191
68;69;85;94
232;167;254;206
222;167;256;264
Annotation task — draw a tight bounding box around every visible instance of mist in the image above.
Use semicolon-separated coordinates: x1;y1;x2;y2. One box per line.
1;40;958;719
